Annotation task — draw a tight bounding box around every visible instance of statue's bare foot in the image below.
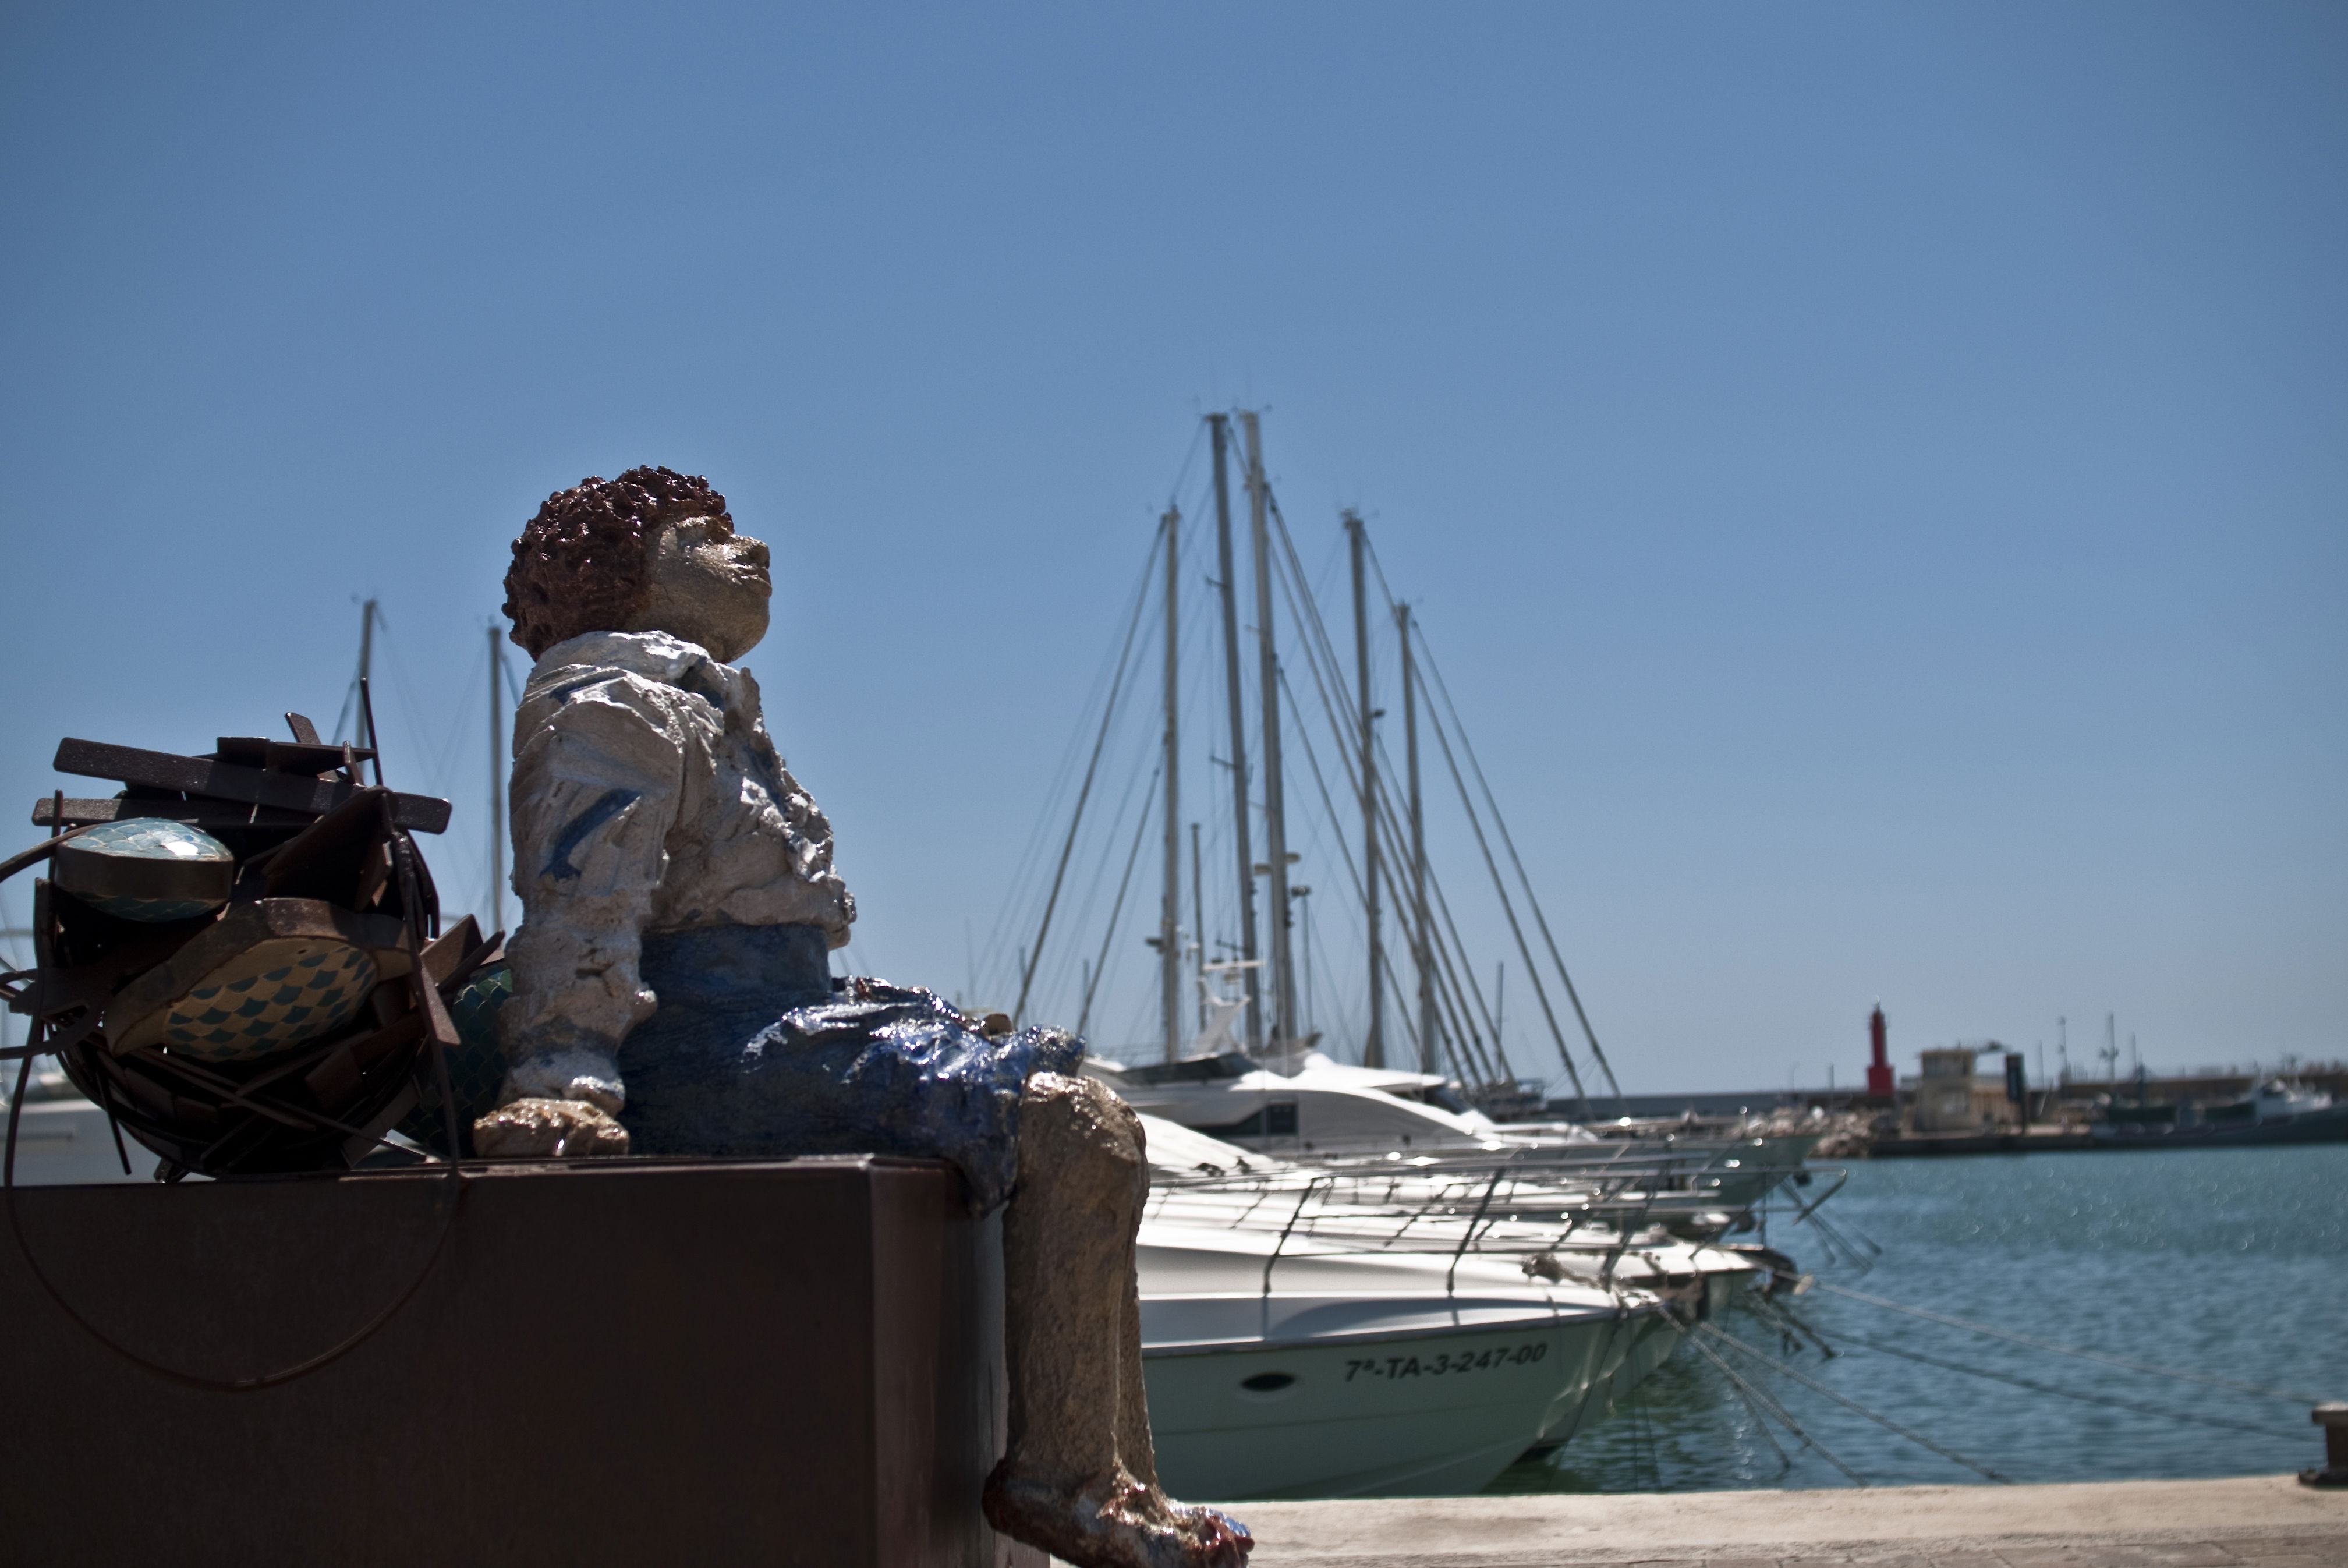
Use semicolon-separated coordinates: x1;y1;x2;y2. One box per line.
983;1466;1250;1568
473;1096;632;1158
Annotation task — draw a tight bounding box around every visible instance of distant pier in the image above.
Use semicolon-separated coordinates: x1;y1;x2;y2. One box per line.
1869;1124;2099;1155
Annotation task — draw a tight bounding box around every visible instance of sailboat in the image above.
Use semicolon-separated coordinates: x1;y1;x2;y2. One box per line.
984;411;1812;1496
1000;410;1820;1231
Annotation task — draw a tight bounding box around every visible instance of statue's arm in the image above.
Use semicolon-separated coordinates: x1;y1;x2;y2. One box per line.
495;672;689;1112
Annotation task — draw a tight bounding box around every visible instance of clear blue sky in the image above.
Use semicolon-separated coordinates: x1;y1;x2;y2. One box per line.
3;3;2340;1093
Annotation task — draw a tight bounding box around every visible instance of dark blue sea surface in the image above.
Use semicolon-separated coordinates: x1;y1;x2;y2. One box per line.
1491;1145;2348;1492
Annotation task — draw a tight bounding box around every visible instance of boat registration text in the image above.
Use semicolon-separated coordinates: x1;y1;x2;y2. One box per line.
1342;1342;1549;1382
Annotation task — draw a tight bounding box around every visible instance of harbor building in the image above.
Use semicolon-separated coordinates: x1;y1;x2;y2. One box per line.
1909;1046;2021;1131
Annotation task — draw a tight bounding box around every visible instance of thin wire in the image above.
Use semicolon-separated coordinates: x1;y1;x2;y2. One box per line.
1413;619;1622;1098
1076;759;1163;1038
1414;653;1589;1106
1011;545;1158;1023
1815;1282;2331;1404
1258;515;1480;1078
984;534;1163;992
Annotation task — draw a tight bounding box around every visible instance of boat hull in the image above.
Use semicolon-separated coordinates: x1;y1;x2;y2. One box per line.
1143;1310;1621;1499
2094;1105;2348;1146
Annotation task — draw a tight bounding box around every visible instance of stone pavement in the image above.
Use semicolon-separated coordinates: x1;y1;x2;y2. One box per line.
1081;1476;2348;1568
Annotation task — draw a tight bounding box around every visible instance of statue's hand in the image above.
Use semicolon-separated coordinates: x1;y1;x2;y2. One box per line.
473;1097;632;1158
507;1046;626;1114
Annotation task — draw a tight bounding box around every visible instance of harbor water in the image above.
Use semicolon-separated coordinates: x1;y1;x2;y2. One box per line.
1492;1144;2348;1492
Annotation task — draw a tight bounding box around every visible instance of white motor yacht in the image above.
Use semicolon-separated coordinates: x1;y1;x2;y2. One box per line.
1100;1050;1827;1240
1094;1049;1510;1156
1138;1210;1660;1499
1129;1114;1759;1496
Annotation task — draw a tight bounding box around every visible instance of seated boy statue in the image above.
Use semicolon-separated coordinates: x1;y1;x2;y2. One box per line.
476;467;1249;1568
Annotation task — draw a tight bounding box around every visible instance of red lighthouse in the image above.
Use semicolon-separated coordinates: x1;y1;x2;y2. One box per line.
1866;1004;1895;1099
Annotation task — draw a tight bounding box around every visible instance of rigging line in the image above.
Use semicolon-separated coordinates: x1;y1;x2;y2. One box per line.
1277;544;1512;1084
1266;653;1371;911
1163;419;1209;515
1011;547;1156;1026
986;534;1161;989
1364;814;1486;1082
1423;910;1495;1085
1300;874;1362;1052
498;633;524;707
1259;541;1495;1082
1354;531;1612;1095
1812;1283;2330;1404
1337;537;1564;1091
1269;667;1377;970
1413;623;1621;1098
1404;793;1510;1078
1323;761;1497;1082
1263;490;1372;792
375;614;475;800
1698;1324;2017;1485
1362;777;1503;1082
1039;709;1163;1017
984;535;1164;972
1830;1329;2300;1439
1419;876;1504;1084
1413;640;1590;1109
1683;1333;1859;1485
1711;1343;1796;1477
1076;758;1164;1039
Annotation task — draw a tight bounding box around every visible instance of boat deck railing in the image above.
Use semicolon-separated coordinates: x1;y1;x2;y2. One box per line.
1146;1151;1847;1293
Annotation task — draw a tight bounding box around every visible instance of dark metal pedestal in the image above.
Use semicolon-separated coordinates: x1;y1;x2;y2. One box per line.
0;1156;1044;1567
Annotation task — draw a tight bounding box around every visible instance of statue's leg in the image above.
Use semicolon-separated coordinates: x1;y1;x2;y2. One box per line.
1115;1229;1158;1491
984;1073;1251;1568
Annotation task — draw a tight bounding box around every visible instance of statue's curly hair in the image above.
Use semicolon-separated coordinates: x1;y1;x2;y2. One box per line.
503;466;732;657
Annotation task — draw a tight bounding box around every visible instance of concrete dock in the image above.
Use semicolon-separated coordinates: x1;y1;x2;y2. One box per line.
1081;1475;2348;1567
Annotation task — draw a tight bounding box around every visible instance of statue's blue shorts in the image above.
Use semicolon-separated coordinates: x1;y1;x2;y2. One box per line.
614;922;1081;1214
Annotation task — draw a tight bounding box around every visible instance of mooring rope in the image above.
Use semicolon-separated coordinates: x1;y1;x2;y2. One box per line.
1684;1330;1865;1486
1699;1323;2018;1485
1815;1282;2329;1404
1829;1328;2299;1438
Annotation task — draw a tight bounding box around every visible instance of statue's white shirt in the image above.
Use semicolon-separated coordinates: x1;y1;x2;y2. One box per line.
498;629;855;1076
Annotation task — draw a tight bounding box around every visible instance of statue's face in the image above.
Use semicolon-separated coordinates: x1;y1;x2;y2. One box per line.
624;514;772;661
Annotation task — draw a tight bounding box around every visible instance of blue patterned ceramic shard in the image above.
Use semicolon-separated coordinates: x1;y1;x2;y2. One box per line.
54;818;235;922
160;937;377;1061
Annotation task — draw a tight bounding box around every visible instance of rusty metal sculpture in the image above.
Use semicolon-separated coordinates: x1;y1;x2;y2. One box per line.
3;727;480;1180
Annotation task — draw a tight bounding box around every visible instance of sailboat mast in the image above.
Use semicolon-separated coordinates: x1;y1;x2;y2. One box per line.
1347;511;1384;1069
1398;601;1437;1074
1208;415;1262;1053
1189;820;1206;1033
1243;412;1297;1055
488;624;507;935
1159;507;1182;1063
